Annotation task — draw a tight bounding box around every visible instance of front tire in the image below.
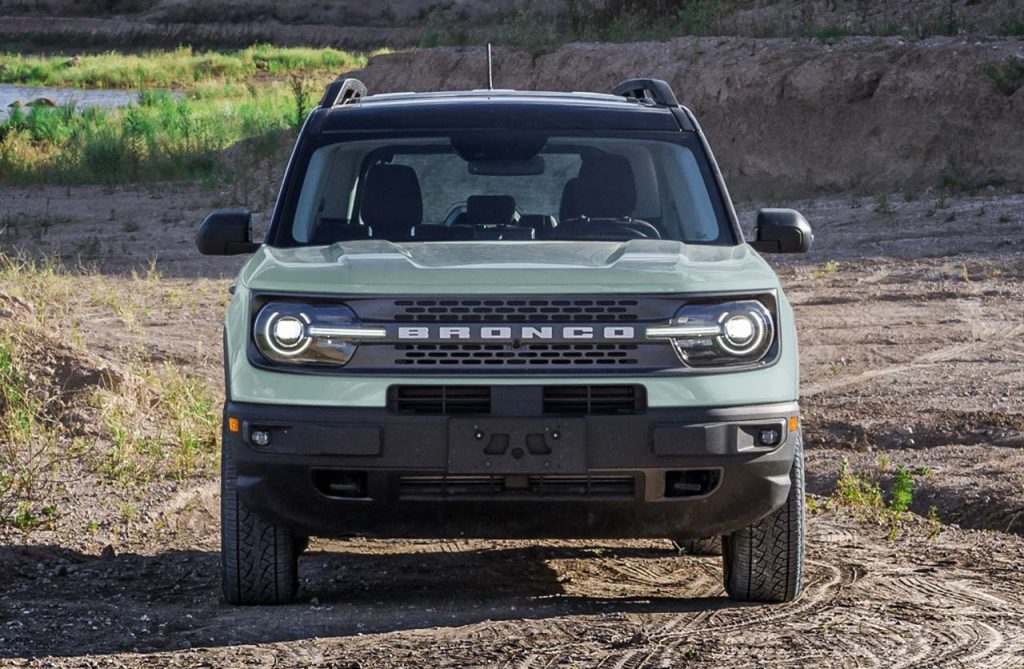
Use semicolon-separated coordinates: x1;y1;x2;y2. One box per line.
674;537;721;555
221;443;298;605
722;431;805;603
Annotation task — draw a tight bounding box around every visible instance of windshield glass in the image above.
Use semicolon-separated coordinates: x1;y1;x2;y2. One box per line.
275;132;732;246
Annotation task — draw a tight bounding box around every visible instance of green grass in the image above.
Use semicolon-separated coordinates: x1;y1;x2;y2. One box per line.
97;365;219;485
0;332;62;532
0;45;367;90
811;260;840;280
833;459;922;540
0;253;222;515
0;46;369;185
0;79;303;184
889;466;914;513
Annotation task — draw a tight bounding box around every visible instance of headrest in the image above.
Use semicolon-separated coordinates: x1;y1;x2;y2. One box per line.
575;154;636;219
466;195;517;226
362;164;422;236
559;177;579;222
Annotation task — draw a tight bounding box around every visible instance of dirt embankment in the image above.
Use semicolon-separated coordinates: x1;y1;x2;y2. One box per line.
1;0;1021;34
3;0;1023;53
355;36;1024;200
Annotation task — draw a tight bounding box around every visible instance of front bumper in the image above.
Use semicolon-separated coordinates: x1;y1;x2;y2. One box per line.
226;398;798;540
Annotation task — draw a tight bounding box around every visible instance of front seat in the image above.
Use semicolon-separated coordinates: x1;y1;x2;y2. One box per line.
558;177;580;223
555;154;660;239
361;164;423;240
575;154;636;220
465;195;518;226
456;195;533;240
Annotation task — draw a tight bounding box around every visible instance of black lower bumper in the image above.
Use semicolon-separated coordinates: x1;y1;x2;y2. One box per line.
225;399;798;540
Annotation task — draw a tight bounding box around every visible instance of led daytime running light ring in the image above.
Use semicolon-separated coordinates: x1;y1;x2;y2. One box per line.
715;310;768;356
263;311;313;357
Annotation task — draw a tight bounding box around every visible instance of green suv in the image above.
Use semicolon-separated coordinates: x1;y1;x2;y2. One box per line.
197;77;813;605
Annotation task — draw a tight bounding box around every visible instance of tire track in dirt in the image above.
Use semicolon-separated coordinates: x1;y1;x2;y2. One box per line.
506;517;1024;669
802;340;977;397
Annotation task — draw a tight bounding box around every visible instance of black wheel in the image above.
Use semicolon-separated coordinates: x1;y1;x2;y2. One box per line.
722;430;805;603
221;443;298;605
674;537;722;555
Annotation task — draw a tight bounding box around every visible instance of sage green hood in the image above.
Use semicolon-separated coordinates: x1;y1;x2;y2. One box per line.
238;239;779;295
226;238;800;407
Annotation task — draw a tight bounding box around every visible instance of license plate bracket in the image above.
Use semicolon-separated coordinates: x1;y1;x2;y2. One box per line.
448;418;586;475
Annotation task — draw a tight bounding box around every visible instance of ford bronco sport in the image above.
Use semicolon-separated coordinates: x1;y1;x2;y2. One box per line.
197;77;813;606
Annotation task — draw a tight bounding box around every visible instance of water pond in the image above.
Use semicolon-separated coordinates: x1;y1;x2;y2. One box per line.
0;84;142;118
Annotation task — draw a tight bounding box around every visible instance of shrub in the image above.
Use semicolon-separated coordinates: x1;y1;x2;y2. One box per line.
980;57;1024;96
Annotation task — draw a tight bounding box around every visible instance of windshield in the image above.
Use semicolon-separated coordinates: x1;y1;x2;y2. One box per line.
273;132;733;246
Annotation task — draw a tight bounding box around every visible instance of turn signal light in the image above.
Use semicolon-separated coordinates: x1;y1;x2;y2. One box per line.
788;416;799;432
228;417;240;433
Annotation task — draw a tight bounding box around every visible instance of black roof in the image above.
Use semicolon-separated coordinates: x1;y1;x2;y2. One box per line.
315;89;689;133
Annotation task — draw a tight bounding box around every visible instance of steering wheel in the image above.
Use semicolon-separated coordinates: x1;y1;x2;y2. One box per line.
556;218;662;240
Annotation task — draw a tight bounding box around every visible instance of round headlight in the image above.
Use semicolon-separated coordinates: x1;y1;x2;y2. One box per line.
253;301;362;366
272;316;305;347
716;309;767;356
722;314;755;345
262;312;311;357
648;299;775;367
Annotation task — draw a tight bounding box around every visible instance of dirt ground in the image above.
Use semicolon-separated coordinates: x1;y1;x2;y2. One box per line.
1;182;1023;666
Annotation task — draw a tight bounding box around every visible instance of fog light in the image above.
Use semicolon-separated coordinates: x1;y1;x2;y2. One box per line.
251;430;271;447
757;428;781;446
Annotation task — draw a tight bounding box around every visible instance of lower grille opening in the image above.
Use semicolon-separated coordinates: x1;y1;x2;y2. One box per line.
664;470;721;498
399;475;635;499
313;470;368;499
543;384;646;415
389;385;491;414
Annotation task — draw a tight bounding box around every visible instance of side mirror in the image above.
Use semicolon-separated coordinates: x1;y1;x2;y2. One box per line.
196;209;260;255
749;209;813;254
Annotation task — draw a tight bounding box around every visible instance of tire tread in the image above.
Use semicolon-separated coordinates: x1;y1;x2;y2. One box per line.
723;432;805;603
221;443;297;605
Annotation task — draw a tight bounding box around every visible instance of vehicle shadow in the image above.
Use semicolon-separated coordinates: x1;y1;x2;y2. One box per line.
0;541;740;658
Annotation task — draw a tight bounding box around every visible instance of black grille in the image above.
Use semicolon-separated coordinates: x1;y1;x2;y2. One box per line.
392;298;640;322
398;475;635;498
394;343;640;366
543;385;645;415
388;385;491;414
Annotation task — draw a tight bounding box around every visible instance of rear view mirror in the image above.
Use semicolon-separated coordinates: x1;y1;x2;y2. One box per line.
750;209;813;254
468;156;545;176
196;209;260;255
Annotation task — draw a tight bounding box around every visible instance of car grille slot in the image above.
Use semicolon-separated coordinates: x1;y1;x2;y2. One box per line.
543;385;646;415
394;343;640;366
389;385;491;414
398;475;635;498
392;298;640;322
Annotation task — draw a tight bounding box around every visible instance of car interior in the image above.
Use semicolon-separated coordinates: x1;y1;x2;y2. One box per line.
293;136;724;246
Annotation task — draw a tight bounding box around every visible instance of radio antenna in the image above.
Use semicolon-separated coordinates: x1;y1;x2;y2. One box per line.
487;43;494;90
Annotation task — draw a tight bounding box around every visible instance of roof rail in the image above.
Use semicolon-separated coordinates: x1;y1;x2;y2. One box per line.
320;78;368;108
611;78;680;107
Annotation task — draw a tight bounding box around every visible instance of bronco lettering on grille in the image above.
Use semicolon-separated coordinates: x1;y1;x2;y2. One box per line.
396;326;637;341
